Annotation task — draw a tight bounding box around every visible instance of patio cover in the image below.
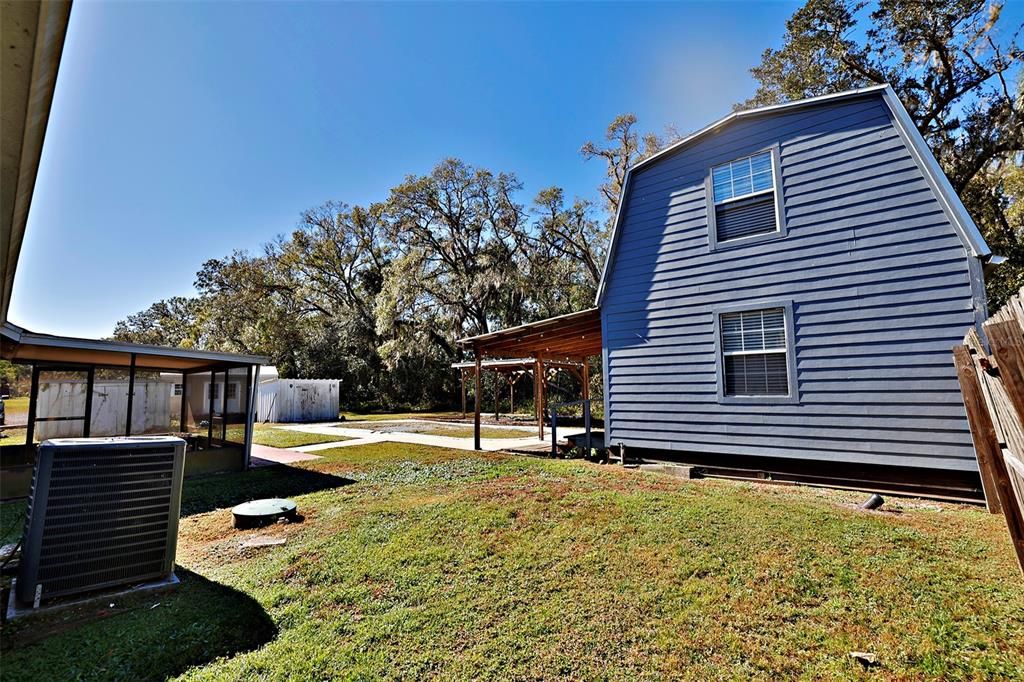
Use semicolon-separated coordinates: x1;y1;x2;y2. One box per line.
456;307;602;361
1;322;267;370
455;308;602;449
1;321;269;469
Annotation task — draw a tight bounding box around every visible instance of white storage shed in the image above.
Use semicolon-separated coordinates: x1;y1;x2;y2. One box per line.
256;367;340;423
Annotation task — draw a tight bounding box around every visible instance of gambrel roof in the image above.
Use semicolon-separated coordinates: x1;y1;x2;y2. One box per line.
595;85;992;305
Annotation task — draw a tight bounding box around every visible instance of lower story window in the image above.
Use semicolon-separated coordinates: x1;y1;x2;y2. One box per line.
721;308;789;396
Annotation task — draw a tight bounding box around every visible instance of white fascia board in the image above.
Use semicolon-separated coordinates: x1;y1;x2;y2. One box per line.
880;86;990;258
630;84;891;174
594;85;891;306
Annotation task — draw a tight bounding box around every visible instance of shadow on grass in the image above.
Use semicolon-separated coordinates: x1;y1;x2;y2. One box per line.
181;464;355;516
0;466;353;546
1;568;275;682
1;499;27;545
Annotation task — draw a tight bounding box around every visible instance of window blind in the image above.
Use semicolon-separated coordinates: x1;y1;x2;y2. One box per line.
711;150;777;242
720;308;788;396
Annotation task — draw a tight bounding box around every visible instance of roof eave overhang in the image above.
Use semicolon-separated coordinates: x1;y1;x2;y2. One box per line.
1;0;73;324
456;308;602;360
1;321;269;370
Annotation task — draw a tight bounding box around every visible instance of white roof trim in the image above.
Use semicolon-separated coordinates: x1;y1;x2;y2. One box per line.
595;84;990;305
879;86;989;258
1;321;269;365
630;84;890;175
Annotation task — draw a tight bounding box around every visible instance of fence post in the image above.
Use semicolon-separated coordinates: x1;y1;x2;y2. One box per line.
953;345;1004;514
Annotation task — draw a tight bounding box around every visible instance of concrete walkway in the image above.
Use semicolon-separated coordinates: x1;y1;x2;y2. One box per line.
273;422;587;454
250;443;324;467
342;418;540;432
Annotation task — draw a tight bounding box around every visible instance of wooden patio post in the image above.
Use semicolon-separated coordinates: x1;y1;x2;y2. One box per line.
534;357;544;440
580;357;590;402
493;368;499;420
460;368;466;418
474;351;482;451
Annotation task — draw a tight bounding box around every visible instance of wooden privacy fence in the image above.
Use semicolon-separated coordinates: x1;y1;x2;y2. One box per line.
953;289;1024;574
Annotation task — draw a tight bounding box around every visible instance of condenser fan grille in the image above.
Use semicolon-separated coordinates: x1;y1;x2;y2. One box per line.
17;438;185;605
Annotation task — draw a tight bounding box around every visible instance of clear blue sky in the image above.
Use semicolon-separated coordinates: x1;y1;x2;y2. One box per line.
14;0;839;337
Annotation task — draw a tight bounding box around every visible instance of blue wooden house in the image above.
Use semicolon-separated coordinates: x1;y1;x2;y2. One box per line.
461;85;993;496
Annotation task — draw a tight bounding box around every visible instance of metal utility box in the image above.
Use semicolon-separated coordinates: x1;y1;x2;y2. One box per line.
16;436;186;606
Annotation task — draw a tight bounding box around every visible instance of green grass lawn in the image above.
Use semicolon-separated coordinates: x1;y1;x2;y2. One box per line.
3;444;1023;680
2;396;29;420
1;396;30;446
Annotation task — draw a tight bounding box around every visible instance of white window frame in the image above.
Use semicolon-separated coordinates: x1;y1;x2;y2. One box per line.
706;143;787;252
713;300;799;404
712;151;775;204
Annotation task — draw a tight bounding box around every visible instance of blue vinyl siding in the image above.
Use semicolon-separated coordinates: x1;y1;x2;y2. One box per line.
601;93;982;472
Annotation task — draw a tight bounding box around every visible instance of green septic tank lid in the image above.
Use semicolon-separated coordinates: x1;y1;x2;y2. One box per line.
232;498;297;529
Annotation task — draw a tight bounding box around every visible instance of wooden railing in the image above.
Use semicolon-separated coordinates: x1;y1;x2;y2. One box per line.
953;289;1024;574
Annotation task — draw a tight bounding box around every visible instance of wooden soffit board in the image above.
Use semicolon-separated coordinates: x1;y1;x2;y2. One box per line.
457;308;602;360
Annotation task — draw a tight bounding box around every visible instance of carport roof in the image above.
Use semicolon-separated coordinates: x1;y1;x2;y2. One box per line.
456;307;602;360
1;322;268;371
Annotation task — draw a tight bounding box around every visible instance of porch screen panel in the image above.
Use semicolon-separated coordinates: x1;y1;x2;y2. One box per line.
35;370;88;440
88;367;130;437
224;367;250;445
128;369;172;435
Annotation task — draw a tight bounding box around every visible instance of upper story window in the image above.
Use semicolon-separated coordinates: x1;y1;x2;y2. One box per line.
708;149;781;245
720;307;788;396
712;151;773;203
